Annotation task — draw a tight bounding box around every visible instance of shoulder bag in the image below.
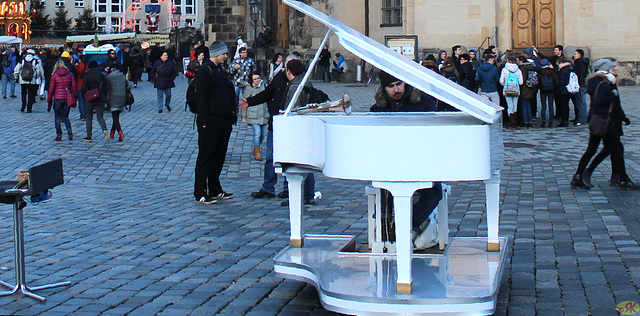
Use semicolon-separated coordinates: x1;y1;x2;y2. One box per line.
588;81;612;136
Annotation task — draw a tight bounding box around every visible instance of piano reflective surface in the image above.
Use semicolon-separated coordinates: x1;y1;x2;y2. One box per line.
273;1;509;314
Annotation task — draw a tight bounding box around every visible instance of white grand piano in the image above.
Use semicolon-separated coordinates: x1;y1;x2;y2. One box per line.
272;1;508;314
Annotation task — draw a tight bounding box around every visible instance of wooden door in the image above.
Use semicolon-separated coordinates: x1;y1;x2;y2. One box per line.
512;0;555;53
277;0;289;49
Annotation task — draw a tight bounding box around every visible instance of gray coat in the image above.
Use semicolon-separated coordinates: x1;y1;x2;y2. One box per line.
103;70;130;112
241;83;269;125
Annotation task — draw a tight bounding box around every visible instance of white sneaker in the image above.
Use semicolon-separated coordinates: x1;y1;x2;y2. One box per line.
196;196;217;204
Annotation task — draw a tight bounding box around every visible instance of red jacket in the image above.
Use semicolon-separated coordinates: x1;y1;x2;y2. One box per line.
76;61;87;90
48;67;77;103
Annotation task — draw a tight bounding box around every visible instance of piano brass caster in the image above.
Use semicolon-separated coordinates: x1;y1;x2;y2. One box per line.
487;242;500;252
290;238;304;248
396;282;412;294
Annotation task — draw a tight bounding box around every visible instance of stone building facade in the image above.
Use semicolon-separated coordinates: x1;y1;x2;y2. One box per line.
205;0;640;84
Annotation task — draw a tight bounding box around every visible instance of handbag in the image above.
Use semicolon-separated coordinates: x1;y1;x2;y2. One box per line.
84;88;100;102
588;81;613;136
185;70;195;78
66;88;77;107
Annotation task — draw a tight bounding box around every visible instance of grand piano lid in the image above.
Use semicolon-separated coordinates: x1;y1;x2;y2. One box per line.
283;0;503;124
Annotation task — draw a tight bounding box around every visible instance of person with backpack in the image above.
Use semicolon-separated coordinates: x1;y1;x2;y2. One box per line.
537;59;559;127
499;56;523;130
128;44;145;88
240;71;269;161
48;60;77;141
518;55;537;128
570;49;590;126
192;41;237;204
1;47;17;99
555;57;574;127
14;49;44;113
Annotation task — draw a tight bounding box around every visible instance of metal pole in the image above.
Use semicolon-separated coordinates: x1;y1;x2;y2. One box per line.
283;29;331;116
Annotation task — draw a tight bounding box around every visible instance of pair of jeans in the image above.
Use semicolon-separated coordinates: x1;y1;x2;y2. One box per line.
331;68;344;81
156;88;172;110
520;98;532;123
250;124;267;147
539;92;555;122
504;96;518;114
571;87;588;124
282;174;315;201
1;73;15;97
235;86;245;106
85;101;107;139
262;130;277;194
320;65;330;82
53;99;71;136
556;94;571;123
77;89;86;119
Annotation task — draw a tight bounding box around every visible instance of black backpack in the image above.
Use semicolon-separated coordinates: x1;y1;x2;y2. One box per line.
2;54;10;68
303;86;330;104
540;73;554;93
21;59;35;81
186;65;212;113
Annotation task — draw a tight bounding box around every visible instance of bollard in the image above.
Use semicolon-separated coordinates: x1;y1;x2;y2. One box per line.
356;64;362;82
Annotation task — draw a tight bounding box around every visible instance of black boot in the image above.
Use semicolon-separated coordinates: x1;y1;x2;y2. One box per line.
571;174;588;189
582;170;593;188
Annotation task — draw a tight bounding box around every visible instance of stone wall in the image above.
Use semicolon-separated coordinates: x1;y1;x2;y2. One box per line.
205;0;247;46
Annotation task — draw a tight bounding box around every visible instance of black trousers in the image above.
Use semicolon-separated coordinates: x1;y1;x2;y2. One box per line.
556;94;571;123
576;128;628;181
20;84;38;111
193;116;233;199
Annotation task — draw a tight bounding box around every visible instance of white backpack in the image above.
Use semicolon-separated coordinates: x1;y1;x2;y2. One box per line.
566;71;580;94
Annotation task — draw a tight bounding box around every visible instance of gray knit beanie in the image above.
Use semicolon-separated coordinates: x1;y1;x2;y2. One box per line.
592;59;615;72
209;41;228;57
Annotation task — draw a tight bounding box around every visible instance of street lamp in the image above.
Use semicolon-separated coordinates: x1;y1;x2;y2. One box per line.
171;8;182;29
171;8;182;70
250;0;261;53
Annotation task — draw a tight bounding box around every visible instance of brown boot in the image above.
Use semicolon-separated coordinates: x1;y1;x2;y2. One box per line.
508;113;517;130
253;146;263;161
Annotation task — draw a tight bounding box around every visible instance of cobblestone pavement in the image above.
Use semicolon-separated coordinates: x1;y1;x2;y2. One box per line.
0;75;639;315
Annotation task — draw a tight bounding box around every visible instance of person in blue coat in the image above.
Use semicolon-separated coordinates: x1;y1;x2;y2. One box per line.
1;47;17;99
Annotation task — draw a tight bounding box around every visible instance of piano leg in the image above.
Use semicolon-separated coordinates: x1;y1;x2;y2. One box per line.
285;173;306;248
484;172;501;252
372;181;432;295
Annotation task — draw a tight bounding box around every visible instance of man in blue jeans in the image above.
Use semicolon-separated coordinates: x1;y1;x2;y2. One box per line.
239;56;317;205
1;47;17;99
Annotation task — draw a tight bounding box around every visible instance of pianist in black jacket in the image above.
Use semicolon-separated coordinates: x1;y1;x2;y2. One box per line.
371;71;442;250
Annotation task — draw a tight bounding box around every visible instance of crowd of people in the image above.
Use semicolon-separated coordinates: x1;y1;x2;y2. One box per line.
1;42;182;142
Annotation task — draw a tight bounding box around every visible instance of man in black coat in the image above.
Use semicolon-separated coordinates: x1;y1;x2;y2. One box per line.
570;49;590;125
371;71;443;250
192;41;237;204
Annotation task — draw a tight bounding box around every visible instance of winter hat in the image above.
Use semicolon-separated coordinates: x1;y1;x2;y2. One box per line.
88;60;99;69
379;71;400;87
540;59;549;66
61;51;70;58
209;41;228;57
592;59;615;73
26;49;35;55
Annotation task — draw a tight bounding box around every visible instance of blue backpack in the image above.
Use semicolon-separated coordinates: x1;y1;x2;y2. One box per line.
503;71;519;96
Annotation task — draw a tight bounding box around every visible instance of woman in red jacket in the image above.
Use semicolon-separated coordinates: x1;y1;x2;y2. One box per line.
48;59;77;141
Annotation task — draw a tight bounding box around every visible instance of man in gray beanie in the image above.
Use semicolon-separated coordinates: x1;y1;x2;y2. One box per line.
192;41;237;204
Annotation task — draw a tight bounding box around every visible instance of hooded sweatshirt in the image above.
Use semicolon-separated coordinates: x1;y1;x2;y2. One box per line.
475;62;499;93
499;62;523;88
